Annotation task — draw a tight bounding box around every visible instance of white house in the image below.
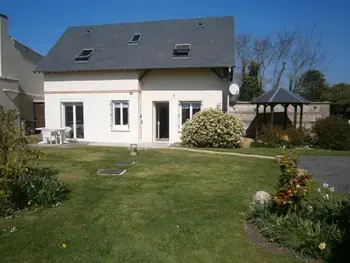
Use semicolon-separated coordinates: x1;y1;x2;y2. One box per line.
35;16;235;144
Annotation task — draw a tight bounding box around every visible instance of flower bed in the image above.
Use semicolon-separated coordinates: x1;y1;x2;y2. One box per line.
249;154;350;262
251;125;313;149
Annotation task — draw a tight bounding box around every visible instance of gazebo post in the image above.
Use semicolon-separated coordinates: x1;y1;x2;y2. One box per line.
251;88;308;133
270;104;275;128
299;104;303;130
283;104;288;130
255;104;259;138
293;104;298;128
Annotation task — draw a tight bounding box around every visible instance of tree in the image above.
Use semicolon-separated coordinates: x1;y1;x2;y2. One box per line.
285;28;327;92
235;28;326;91
325;83;350;118
295;70;327;101
238;61;263;101
326;83;350;104
0;108;42;204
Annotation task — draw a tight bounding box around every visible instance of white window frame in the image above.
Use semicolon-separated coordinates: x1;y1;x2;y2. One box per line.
60;99;84;140
111;101;129;131
178;101;202;130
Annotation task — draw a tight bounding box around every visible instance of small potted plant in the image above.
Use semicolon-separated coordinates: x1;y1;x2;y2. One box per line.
130;144;138;156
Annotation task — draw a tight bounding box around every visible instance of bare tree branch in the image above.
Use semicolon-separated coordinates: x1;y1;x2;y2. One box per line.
235;27;327;92
287;27;327;91
253;37;274;88
272;30;298;89
235;33;253;77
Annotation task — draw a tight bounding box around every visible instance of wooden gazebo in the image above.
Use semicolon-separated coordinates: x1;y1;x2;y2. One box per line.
251;88;309;137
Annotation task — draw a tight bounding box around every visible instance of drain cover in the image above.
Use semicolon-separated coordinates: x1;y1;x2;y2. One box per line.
115;161;135;167
97;169;126;176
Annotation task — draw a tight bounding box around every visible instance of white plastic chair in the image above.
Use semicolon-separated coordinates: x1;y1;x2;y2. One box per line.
41;128;51;144
42;128;59;144
64;126;72;142
50;130;59;144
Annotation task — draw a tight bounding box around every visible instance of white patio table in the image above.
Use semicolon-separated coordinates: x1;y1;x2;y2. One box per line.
35;127;66;145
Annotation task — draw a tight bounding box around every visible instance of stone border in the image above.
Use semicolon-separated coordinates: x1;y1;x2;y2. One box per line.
173;147;275;160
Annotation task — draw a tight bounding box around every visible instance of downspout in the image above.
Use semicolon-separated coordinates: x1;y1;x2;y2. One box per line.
138;70;150;144
138;81;142;143
222;66;233;113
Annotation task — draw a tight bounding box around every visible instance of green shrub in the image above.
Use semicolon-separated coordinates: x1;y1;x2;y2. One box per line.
0;108;43;200
0;198;14;218
313;116;350;150
273;154;312;212
22;168;70;208
0;108;70;217
250;204;343;260
181;108;244;148
254;125;313;148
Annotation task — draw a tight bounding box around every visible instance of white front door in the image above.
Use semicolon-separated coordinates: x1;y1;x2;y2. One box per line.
62;102;84;139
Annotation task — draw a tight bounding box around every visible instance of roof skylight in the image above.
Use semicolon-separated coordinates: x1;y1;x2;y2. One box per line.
129;33;142;44
173;44;191;57
74;49;94;62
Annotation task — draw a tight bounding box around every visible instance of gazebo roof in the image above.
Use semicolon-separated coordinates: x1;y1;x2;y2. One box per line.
252;87;309;104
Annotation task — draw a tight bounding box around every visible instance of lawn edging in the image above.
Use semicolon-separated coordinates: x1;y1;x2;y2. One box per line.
173;147;275;160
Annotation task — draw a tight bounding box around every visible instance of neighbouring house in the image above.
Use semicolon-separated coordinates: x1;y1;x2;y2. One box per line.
35;16;234;143
0;13;44;133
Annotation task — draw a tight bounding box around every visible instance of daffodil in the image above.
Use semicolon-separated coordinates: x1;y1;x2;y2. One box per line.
62;244;67;248
296;184;300;189
318;242;326;250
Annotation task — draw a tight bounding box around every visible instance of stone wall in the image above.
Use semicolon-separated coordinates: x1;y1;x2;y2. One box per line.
228;101;330;138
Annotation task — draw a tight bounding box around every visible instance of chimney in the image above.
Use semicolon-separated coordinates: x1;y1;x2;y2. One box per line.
0;13;9;77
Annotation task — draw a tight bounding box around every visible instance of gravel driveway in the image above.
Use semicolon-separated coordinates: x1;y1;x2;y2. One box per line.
298;156;350;194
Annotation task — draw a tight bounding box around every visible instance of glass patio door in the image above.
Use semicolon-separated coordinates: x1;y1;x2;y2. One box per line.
63;103;84;139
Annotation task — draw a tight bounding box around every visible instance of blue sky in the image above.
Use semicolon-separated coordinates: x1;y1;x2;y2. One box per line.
1;0;349;84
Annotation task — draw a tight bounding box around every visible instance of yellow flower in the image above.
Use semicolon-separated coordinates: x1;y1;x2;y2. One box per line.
62;244;67;248
318;242;326;250
296;184;300;189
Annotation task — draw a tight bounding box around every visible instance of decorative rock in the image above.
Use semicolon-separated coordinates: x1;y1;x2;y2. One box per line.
239;138;254;148
275;155;283;163
252;191;271;206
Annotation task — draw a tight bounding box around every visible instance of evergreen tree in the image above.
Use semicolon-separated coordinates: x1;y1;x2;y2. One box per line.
295;70;327;101
238;61;264;101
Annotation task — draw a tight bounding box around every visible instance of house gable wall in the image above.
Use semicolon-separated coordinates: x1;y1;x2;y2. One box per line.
140;69;225;143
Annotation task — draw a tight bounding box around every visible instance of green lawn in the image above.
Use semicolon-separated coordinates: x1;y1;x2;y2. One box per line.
206;147;350;157
0;146;302;263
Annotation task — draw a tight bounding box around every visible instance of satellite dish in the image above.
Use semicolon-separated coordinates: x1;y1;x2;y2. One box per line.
229;83;240;96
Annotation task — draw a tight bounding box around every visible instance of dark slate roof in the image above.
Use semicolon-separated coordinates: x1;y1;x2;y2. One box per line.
35;16;234;73
252;88;309;104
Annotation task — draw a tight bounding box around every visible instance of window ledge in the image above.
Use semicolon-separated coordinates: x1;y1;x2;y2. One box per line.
110;128;130;132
